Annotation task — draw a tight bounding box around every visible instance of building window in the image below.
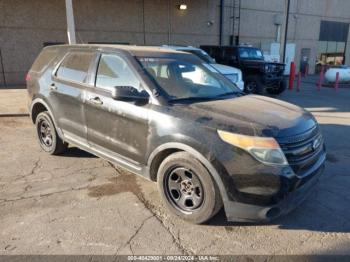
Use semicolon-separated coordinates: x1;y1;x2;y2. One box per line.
317;41;346;66
316;21;349;72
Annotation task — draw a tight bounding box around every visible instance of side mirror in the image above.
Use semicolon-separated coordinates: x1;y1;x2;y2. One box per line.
111;86;149;103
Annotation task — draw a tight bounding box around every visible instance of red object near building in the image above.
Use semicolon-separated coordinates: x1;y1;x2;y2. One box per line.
289;62;295;90
317;66;324;91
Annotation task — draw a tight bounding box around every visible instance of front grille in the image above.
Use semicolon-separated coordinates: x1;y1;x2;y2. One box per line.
277;126;324;176
267;64;284;74
270;65;279;72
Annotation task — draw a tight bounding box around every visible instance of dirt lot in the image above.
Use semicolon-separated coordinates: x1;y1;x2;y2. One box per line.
0;82;349;255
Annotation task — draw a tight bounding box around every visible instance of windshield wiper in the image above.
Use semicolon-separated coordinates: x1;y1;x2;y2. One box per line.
212;91;241;98
169;92;240;103
169;97;213;103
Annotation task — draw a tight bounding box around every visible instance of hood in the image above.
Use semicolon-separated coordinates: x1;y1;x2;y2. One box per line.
211;63;241;75
177;95;316;138
241;59;284;67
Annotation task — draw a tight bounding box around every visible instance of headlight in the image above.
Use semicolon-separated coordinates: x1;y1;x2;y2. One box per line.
225;73;238;83
217;130;288;166
264;64;270;72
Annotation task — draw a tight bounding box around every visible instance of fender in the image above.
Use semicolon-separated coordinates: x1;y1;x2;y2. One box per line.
147;142;229;203
30;97;65;140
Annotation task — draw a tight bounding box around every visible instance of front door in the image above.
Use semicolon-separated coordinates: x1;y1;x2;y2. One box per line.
84;53;149;167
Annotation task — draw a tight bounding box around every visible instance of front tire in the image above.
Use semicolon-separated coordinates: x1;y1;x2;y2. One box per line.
35;111;68;155
266;79;287;95
244;75;264;94
157;152;222;224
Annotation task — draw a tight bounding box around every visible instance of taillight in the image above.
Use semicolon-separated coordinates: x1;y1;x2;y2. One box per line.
25;73;31;82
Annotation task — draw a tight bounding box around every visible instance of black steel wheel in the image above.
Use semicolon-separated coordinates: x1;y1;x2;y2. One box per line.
165;167;204;212
245;81;257;93
35;111;68;155
157;152;222;224
266;79;287;95
244;75;264;94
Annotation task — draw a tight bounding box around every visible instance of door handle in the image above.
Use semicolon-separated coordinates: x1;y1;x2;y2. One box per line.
89;97;103;105
49;83;57;91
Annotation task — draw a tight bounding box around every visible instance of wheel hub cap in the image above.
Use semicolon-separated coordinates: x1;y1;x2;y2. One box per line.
39;119;53;147
165;167;204;211
180;180;194;194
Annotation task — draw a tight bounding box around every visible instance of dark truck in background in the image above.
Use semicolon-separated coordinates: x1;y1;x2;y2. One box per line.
201;45;287;95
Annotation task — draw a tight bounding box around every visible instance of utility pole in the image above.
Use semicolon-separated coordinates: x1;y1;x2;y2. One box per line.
282;0;290;63
65;0;77;44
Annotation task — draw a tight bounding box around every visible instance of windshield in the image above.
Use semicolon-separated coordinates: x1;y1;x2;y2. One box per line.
186;49;215;64
239;47;264;60
137;56;241;102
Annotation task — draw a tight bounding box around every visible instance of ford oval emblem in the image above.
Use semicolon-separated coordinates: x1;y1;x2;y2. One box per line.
312;137;321;150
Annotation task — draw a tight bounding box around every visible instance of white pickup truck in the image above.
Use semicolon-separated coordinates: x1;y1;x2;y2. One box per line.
163;46;244;91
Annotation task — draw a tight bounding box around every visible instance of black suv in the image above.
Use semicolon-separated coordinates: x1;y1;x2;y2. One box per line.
201;45;287;95
27;45;326;224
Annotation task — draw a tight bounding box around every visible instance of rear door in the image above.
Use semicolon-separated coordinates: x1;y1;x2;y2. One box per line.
84;52;149;168
50;50;96;144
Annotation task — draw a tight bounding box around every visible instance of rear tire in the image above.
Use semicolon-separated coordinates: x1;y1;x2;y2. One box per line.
157;152;222;224
266;79;287;95
35;111;68;155
244;75;264;94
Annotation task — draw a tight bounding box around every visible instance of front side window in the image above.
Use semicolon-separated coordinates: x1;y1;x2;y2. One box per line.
95;54;141;90
138;56;240;101
56;52;94;83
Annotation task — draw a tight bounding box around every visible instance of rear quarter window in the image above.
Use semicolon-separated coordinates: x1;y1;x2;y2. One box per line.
30;48;59;73
56;51;94;83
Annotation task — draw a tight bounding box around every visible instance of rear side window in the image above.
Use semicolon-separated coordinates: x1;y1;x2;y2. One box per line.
56;52;94;83
31;48;58;73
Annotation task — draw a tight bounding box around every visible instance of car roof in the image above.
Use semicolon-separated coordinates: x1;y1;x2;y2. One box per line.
46;44;190;57
161;45;200;51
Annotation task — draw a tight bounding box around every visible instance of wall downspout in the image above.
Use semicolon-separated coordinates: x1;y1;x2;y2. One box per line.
167;0;171;44
219;0;224;45
282;0;290;64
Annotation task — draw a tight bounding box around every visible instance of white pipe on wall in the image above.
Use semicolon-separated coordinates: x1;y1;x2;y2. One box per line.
65;0;76;44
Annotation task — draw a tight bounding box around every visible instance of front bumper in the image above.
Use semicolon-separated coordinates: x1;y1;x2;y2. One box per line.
263;74;284;87
223;152;326;222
